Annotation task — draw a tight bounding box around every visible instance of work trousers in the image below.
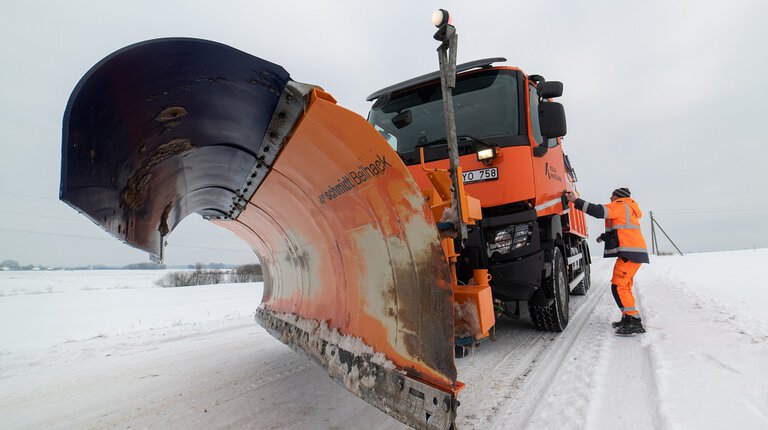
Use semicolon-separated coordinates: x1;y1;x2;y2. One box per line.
610;258;642;316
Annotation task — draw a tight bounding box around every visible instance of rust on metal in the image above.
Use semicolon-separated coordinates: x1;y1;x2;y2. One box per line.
158;202;173;236
122;138;195;211
155;106;188;122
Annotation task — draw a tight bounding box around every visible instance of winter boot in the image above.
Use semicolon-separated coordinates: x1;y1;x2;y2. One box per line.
615;316;645;335
611;314;631;329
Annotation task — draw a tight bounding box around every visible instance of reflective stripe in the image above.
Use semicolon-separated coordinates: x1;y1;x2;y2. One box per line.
605;246;648;254
624;204;631;226
535;197;562;212
604;246;648;254
617;246;648;253
622;307;636;312
583;201;590;213
606;224;641;231
623;203;640;227
606;203;641;231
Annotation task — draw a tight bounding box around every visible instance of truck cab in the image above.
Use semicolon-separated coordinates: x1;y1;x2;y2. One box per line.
367;58;591;331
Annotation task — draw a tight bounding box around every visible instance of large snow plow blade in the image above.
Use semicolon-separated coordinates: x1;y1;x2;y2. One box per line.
61;38;458;429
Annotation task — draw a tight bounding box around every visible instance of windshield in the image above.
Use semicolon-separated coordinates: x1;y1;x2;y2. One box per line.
368;70;519;153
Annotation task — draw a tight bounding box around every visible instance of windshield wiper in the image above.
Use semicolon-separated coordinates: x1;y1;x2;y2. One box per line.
456;134;491;147
414;134;490;150
414;138;447;149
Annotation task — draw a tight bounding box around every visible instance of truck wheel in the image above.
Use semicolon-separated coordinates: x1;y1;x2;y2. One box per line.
529;247;569;331
571;243;591;295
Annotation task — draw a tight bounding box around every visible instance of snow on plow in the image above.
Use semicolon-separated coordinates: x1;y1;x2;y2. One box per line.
60;38;470;429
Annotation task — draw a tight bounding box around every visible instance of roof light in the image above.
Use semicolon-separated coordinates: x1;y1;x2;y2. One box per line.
432;9;450;27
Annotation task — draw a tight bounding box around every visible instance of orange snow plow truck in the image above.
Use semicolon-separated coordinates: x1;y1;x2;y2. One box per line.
59;11;590;430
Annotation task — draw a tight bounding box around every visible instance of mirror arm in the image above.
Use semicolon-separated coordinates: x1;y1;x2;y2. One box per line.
533;142;549;157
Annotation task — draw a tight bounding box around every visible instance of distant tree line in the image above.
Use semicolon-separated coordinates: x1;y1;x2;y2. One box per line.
155;263;263;288
122;262;167;270
0;259;170;271
1;260;41;271
0;260;247;272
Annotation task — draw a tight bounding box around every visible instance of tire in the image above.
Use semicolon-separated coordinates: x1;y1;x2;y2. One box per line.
571;242;591;295
529;247;569;331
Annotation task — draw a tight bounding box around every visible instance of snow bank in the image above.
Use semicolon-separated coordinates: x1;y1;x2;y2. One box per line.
633;250;768;429
0;270;262;355
518;250;768;430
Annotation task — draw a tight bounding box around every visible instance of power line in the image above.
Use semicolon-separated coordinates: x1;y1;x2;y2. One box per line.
0;211;241;239
0;211;83;222
654;204;768;215
0;227;253;253
0;227;113;241
0;191;58;201
168;243;254;253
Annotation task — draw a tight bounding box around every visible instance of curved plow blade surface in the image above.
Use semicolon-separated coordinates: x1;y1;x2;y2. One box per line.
61;38;458;429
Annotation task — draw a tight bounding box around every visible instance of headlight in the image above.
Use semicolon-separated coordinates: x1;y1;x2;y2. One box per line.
487;222;533;256
476;147;496;163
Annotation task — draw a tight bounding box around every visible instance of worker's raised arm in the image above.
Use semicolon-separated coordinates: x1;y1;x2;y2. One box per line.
565;191;622;220
575;198;607;218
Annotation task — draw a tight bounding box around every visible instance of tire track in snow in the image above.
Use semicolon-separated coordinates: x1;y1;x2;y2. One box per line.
520;283;613;430
583;273;667;430
456;259;613;429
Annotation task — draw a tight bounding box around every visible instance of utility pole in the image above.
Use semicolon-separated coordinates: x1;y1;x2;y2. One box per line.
650;212;683;256
650;211;658;255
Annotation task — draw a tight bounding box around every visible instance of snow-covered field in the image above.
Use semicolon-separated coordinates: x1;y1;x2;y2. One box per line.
1;250;767;429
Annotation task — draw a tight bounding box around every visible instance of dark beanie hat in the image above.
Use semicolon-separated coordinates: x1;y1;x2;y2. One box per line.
612;187;631;198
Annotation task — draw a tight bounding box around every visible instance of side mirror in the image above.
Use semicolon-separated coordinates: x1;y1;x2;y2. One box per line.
539;102;567;139
537;81;563;98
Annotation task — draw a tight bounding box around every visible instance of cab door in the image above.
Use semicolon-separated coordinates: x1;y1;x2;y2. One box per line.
528;82;567;217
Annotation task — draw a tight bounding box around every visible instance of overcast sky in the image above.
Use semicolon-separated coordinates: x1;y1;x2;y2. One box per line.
1;1;766;267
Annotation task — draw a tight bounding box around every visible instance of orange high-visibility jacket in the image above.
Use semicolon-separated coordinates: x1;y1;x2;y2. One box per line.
574;197;650;263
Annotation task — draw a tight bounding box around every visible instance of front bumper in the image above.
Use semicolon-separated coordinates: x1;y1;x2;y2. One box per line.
488;250;544;301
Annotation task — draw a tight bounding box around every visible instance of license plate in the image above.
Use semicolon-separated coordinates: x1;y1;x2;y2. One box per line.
462;167;498;184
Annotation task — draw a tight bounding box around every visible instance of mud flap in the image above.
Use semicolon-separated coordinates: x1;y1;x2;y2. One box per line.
61;38;458;429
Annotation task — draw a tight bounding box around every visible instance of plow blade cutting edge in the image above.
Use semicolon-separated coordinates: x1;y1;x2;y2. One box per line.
60;38;459;429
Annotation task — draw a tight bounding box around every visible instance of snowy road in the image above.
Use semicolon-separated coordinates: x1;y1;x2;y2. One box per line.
2;323;403;430
2;250;767;429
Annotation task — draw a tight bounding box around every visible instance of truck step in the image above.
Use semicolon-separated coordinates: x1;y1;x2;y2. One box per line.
566;253;583;266
568;272;585;291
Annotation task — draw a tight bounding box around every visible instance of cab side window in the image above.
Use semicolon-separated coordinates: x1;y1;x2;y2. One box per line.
529;84;560;148
528;85;544;145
